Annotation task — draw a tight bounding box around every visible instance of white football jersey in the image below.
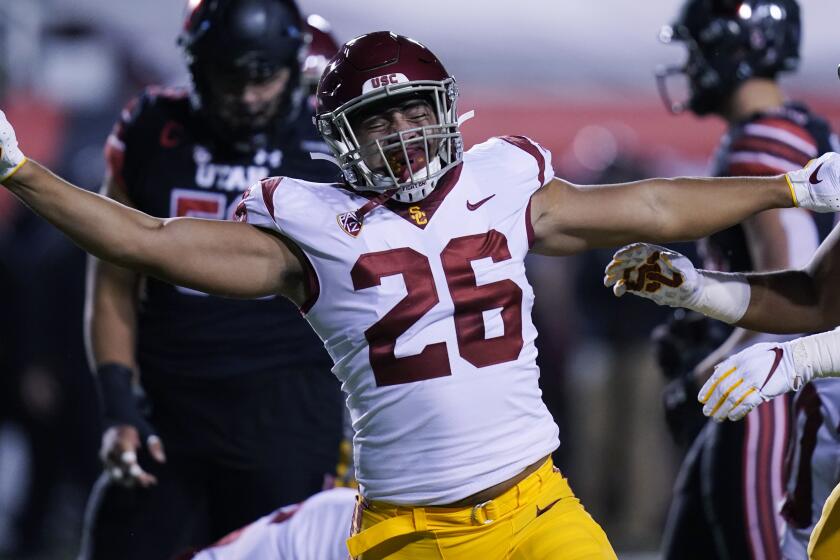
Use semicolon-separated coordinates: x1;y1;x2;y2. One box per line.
239;136;560;505
193;487;356;560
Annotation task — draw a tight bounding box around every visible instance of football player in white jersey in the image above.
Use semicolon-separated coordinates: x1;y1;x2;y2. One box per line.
190;487;356;560
4;31;840;559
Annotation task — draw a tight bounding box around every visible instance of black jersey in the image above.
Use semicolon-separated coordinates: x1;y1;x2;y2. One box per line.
702;103;838;272
105;87;338;378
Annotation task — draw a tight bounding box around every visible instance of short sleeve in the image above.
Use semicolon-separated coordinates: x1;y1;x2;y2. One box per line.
234;176;284;234
498;135;555;187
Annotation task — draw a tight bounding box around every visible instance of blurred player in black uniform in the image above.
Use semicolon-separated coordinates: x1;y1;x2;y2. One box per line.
654;1;838;558
78;1;343;559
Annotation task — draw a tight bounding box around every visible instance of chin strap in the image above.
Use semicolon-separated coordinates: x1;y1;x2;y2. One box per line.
354;188;398;223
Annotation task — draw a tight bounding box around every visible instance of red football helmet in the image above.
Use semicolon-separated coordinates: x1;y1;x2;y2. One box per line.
315;32;462;203
302;15;340;96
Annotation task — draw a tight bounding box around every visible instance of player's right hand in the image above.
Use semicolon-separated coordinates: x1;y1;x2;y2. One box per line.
0;109;27;181
786;152;840;212
100;425;166;488
697;341;803;422
603;243;700;308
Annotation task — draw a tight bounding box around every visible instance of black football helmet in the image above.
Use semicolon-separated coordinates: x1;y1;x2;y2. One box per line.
178;0;306;149
656;0;801;116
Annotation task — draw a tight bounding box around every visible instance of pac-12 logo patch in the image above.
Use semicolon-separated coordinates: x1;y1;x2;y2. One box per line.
337;211;363;237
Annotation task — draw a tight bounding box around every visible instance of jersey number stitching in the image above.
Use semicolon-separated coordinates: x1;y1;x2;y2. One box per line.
351;230;524;387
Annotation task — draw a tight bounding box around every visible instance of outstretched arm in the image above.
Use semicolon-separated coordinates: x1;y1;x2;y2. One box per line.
530;175;792;255
0;110;302;301
531;152;840;256
4;160;297;299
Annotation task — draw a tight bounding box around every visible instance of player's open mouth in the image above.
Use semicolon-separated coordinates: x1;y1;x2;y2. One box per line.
386;147;429;182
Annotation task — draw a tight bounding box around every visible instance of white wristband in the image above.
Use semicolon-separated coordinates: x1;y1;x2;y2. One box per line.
687;270;751;324
790;328;840;383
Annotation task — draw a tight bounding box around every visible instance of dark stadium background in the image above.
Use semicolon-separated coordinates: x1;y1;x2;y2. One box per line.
0;0;837;558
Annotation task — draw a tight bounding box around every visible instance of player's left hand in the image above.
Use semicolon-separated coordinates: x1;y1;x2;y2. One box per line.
100;425;165;488
603;243;700;306
697;341;803;422
786;152;840;213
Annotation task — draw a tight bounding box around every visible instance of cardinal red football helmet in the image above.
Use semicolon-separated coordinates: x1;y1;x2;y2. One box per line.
315;32;462;203
302;15;340;96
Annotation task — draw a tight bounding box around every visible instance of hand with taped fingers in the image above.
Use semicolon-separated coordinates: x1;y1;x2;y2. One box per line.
697;341;804;422
101;424;166;487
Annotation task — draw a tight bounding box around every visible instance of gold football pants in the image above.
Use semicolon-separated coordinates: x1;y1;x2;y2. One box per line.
347;458;617;559
809;480;840;560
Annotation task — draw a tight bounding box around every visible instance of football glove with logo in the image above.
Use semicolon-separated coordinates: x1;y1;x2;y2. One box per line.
698;341;803;422
786;152;840;213
0;109;26;181
698;328;840;422
604;243;751;324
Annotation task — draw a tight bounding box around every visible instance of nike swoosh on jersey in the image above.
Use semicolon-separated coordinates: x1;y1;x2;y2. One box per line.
466;194;496;211
759;347;785;391
810;162;825;185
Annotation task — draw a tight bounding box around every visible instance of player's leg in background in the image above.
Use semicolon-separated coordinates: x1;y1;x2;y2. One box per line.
203;365;343;538
707;396;790;560
207;461;331;539
660;425;717;560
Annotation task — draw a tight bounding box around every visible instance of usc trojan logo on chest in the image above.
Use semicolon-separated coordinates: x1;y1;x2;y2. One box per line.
409;206;427;225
